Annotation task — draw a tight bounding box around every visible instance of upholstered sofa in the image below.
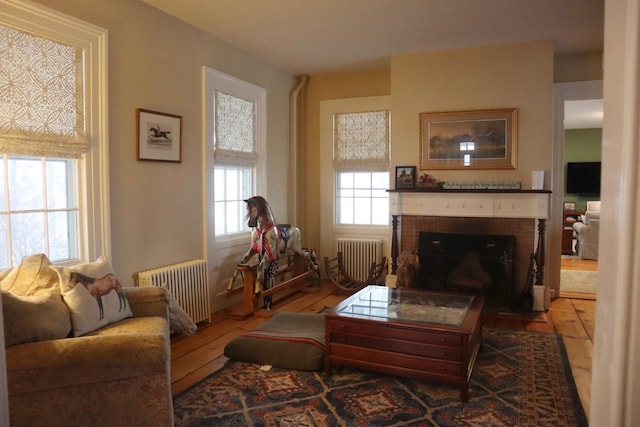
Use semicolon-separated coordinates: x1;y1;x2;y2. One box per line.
1;254;174;427
572;201;601;260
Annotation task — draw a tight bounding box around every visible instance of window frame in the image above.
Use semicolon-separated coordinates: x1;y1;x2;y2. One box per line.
0;0;110;267
203;67;266;252
319;96;392;263
330;107;391;229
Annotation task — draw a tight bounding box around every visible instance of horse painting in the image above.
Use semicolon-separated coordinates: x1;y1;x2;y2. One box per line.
69;272;128;320
227;196;318;309
148;126;171;141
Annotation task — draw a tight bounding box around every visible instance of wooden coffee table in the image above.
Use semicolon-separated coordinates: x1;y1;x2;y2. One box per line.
324;285;485;401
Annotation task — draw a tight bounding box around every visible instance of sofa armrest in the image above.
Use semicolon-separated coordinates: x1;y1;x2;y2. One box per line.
573;220;600;238
124;286;169;318
572;221;589;235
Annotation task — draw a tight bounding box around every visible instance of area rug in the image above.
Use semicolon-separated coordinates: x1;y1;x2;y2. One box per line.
173;328;588;426
560;269;598;294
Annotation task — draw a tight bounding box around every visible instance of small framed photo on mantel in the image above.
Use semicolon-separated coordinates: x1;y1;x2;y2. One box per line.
137;108;182;163
395;166;416;189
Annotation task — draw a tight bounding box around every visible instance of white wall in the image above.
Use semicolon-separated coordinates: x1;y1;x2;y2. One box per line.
590;0;640;424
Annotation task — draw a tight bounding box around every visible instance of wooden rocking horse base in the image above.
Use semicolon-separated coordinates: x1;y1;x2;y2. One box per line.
226;253;318;320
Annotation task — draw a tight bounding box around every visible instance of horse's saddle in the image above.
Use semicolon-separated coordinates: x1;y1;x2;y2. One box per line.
276;224;292;252
278;224;291;238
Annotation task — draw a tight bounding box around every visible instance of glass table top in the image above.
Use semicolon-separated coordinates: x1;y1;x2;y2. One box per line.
337;286;474;327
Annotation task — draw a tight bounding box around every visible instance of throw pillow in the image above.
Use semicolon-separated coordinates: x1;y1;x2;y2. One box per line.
2;289;72;347
0;253;72;344
51;255;132;336
1;253;61;296
162;283;197;336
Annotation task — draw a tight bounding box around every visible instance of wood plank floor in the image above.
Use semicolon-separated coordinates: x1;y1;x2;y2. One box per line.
171;257;597;419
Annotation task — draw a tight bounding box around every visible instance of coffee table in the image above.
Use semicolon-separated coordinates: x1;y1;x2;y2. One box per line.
324;285;485;401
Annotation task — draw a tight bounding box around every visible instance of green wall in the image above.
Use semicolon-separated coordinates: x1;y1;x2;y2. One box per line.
564;128;602;211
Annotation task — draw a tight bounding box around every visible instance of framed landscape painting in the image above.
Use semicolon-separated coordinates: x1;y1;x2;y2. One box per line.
419;108;517;170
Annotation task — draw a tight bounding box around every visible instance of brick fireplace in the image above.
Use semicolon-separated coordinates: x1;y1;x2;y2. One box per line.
389;190;550;310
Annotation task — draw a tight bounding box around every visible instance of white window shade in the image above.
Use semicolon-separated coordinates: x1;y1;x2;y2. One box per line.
214;90;257;167
0;25;87;158
333;110;390;172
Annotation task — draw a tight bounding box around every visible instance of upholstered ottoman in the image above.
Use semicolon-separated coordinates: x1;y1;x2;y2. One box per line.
223;312;325;371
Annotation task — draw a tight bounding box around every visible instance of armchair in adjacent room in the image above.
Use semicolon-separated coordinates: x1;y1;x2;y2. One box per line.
572;201;601;260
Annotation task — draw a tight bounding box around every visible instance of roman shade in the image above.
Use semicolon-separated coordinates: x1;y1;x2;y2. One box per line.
0;24;87;158
213;90;258;167
333;110;390;172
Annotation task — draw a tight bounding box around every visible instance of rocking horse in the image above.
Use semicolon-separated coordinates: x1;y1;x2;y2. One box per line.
227;196;318;310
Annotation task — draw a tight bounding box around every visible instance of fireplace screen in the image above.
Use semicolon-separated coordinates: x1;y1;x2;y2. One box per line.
416;232;516;310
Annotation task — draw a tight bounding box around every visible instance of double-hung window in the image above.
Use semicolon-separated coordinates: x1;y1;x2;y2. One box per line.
0;2;108;269
204;67;266;239
333;110;390;225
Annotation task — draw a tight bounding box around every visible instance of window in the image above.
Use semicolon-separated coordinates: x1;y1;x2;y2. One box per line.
0;156;79;267
213;166;251;235
337;172;389;225
333;111;390;225
203;67;266;240
0;1;109;269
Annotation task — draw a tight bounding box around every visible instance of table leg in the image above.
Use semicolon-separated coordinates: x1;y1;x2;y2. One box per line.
461;383;469;402
324;358;332;376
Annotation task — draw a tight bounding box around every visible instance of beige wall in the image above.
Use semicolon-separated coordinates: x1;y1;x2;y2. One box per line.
391;41;554;185
304;42;554;248
35;0;295;288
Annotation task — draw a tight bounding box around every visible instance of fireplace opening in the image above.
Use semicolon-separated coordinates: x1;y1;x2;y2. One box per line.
415;232;516;310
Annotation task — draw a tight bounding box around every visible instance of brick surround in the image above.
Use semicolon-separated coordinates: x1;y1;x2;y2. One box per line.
399;215;536;296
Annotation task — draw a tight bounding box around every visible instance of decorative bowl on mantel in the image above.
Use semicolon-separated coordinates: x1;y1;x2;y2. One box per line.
417;173;444;189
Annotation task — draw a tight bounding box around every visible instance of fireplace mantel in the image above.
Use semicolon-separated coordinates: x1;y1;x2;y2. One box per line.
388;189;551;219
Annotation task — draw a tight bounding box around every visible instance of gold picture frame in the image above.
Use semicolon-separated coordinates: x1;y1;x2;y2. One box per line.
419;108;517;170
137;108;182;163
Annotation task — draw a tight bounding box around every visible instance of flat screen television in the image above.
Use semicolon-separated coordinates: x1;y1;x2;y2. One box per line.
566;161;601;195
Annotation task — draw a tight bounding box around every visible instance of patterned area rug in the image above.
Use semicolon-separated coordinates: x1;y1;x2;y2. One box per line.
560;269;598;294
173;329;587;426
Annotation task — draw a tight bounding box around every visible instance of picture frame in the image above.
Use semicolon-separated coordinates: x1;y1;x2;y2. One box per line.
137;108;182;162
395;166;416;189
564;202;576;211
419;108;517;170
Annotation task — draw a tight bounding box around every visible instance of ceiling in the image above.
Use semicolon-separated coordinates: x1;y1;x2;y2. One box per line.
141;0;604;75
141;0;604;128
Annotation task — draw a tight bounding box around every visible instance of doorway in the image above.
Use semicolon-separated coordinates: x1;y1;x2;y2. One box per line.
553;81;602;300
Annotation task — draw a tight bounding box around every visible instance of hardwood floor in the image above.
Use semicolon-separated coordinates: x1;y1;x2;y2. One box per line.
560;256;599;272
171;259;596;419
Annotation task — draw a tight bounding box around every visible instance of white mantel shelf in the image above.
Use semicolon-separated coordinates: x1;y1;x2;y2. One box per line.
388;189;551;219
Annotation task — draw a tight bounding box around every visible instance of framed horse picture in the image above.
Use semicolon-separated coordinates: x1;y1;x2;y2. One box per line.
137;108;182;162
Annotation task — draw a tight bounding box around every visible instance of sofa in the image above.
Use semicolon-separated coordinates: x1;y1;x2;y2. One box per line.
572;201;601;260
1;254;174;427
